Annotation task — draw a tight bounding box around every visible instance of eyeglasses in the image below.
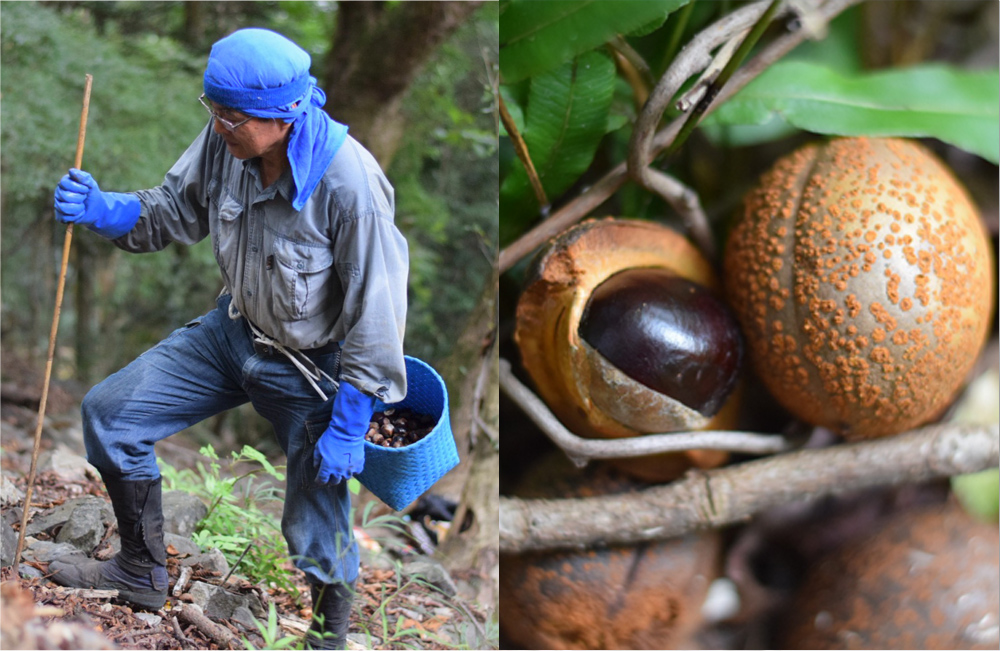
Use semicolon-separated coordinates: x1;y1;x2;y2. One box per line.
198;94;253;131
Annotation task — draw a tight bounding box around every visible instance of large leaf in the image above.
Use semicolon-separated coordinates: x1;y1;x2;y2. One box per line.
705;61;1000;163
500;51;616;245
500;0;688;83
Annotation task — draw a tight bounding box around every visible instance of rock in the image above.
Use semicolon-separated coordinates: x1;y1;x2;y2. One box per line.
55;499;106;553
23;539;86;563
1;519;19;568
181;548;229;575
135;612;162;627
165;533;201;558
0;475;24;508
231;605;259;631
188;581;251;621
25;495;113;538
36;445;99;482
402;557;458;597
163;491;207;537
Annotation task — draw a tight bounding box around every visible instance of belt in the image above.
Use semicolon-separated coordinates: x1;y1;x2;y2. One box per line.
244;319;340;357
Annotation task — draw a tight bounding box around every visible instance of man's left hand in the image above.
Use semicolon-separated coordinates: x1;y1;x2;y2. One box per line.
314;381;376;485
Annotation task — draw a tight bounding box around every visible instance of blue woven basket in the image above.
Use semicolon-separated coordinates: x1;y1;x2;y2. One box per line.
357;356;459;511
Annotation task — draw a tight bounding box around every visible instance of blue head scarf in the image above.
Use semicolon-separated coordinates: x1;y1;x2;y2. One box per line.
203;28;348;210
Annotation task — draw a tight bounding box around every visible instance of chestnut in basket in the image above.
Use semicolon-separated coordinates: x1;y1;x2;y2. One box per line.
365;408;436;448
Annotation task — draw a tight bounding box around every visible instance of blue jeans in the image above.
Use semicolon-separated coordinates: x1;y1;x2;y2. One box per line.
81;294;358;586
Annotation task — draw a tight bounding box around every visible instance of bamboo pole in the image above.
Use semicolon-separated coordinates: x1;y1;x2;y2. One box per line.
12;74;93;578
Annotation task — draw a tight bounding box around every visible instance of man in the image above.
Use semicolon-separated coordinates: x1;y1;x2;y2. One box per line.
49;28;408;650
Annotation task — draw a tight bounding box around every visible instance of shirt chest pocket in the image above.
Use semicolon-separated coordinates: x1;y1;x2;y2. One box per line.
270;237;335;321
212;194;244;275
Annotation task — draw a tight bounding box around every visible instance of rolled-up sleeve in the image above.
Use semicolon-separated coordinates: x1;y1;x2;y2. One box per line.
334;210;409;403
115;123;217;253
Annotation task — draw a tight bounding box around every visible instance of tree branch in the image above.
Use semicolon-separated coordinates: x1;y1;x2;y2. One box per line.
500;422;999;553
498;0;860;274
500;358;791;467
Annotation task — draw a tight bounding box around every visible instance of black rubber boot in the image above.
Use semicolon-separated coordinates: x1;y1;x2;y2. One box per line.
305;581;355;650
49;476;168;610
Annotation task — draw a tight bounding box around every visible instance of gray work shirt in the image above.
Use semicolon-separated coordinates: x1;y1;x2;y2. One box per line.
116;122;408;403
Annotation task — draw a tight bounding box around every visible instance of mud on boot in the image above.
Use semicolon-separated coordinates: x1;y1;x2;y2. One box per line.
49;474;168;611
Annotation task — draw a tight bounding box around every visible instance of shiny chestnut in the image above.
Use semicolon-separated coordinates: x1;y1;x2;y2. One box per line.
514;218;744;481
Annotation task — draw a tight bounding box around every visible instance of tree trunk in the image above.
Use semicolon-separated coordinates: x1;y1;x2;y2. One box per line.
323;0;485;165
434;262;499;612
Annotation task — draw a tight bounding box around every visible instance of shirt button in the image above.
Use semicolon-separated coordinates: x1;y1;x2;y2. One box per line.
252;246;258;252
297;262;304;270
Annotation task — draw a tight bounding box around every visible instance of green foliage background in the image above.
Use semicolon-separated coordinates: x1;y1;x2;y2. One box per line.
0;1;497;388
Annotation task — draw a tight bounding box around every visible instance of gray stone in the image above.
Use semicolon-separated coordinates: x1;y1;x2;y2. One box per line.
0;475;24;508
134;612;162;627
181;547;229;575
25;496;113;538
1;518;19;567
188;580;250;621
164;532;201;558
162;491;207;537
37;445;99;482
18;565;44;580
231;605;260;631
55;499;106;553
23;539;86;563
402;557;457;596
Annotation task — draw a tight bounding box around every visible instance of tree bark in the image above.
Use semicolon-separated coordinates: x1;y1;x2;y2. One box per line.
435;263;499;611
323;0;485;165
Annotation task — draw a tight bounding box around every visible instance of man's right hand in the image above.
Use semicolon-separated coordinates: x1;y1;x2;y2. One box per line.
54;168;141;239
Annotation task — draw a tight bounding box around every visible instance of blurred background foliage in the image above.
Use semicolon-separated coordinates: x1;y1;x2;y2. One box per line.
1;0;498;451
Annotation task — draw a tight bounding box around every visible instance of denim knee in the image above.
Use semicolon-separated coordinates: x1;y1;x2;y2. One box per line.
80;379;126;475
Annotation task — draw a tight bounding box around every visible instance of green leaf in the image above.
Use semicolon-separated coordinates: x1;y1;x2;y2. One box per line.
500;0;689;83
500;51;616;244
239;445;286;481
952;470;1000;523
705;61;1000;163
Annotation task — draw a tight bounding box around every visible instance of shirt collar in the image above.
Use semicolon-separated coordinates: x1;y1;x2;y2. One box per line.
243;158;295;202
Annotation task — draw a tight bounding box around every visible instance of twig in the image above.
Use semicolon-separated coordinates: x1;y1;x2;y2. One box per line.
14;73;93;577
499;0;860;275
629;0;783;261
220;541;252;586
172;565;193;597
50;587;119;600
500;422;999;553
661;0;783;161
171;615;194;647
499;92;548;210
177;603;238;649
500;359;791;466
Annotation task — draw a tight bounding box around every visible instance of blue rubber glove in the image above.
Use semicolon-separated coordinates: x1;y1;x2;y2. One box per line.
54;168;141;239
314;381;376;485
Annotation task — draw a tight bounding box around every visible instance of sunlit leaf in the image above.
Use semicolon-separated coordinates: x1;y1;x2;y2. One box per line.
705;61;1000;163
500;0;689;83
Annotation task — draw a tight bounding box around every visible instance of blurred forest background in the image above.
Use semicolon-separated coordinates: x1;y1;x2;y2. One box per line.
0;0;499;452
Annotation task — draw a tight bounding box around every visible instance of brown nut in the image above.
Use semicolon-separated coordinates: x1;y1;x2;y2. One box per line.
500;454;721;650
777;500;999;649
514;218;743;481
725;138;994;439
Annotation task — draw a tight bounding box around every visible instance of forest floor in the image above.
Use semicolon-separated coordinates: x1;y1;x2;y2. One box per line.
0;355;495;650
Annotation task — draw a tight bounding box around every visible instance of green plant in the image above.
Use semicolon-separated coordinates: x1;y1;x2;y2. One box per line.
159;444;296;594
242;601;304;651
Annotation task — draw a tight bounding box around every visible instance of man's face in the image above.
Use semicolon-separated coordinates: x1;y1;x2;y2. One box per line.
207;101;291;161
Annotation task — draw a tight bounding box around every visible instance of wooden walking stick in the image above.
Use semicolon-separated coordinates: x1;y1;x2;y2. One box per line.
12;74;93;578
